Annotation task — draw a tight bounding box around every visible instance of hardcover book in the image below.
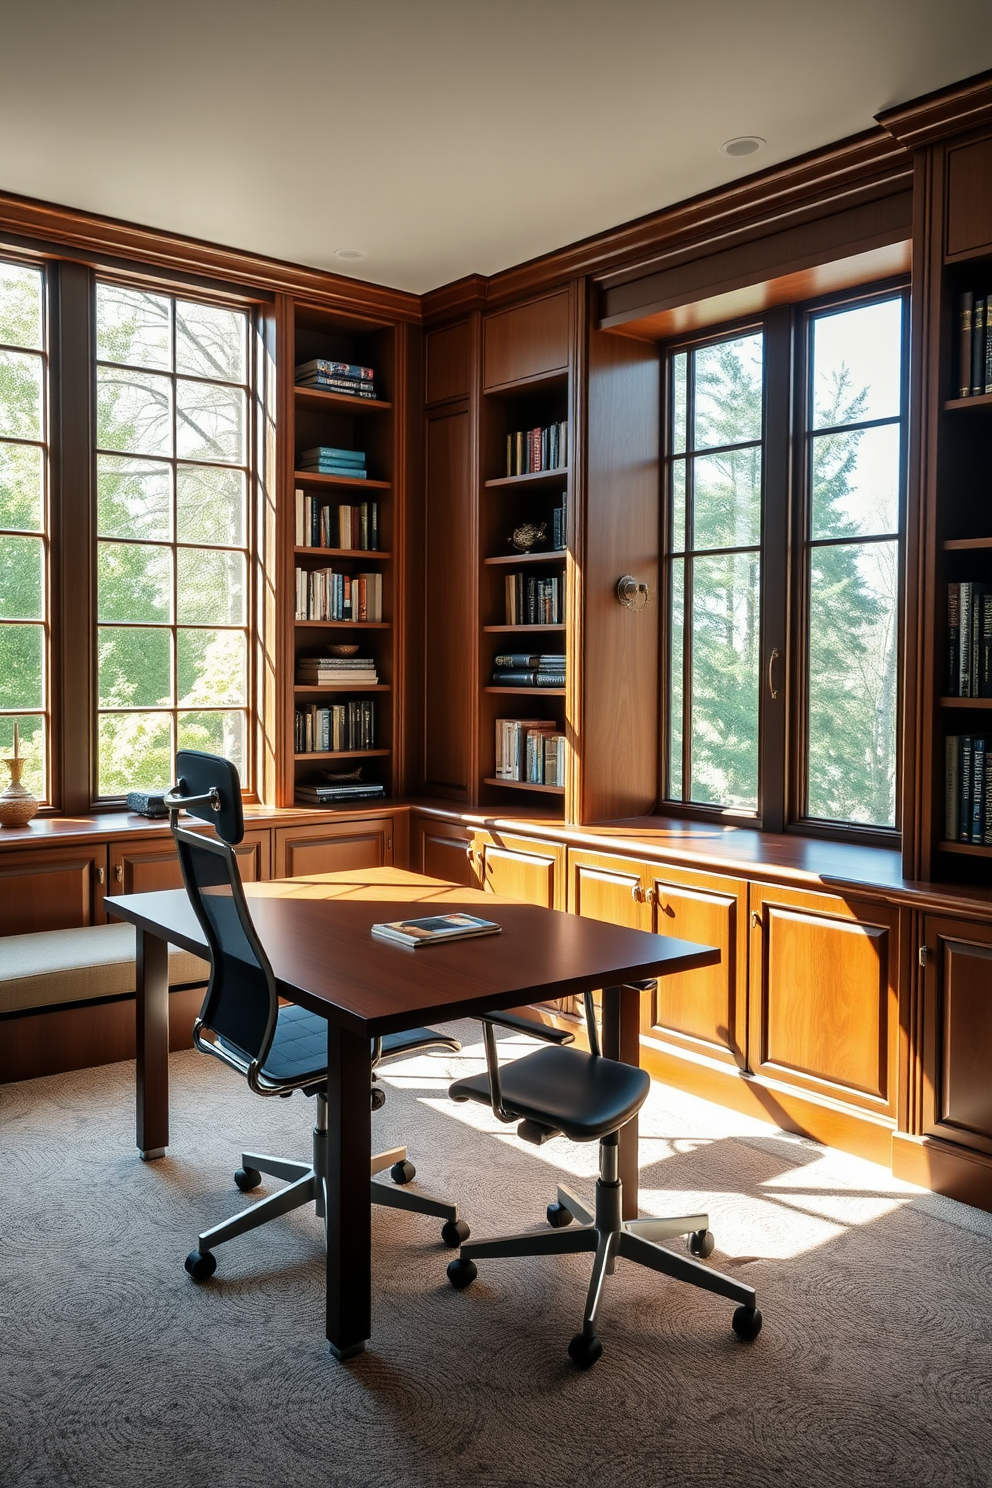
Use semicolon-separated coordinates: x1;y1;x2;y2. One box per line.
370;913;501;948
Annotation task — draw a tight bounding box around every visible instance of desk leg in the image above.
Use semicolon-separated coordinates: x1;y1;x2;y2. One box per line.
324;1023;372;1359
135;928;170;1160
602;984;641;1222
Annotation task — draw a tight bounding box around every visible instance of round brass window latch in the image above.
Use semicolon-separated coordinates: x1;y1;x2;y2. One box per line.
616;576;650;611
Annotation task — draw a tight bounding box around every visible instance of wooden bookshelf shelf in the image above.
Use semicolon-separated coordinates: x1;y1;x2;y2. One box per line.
294;684;390;694
484;550;567;566
294;749;390;761
937;840;992;856
940;697;992;707
485;686;565;696
942;537;992;551
294;470;391;490
294;620;389;628
294;387;391;415
485;468;569;490
484;624;565;633
943;392;992;412
294;547;391;560
483;777;565;795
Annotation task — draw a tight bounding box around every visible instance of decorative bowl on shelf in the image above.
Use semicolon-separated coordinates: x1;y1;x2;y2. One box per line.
328;644;360;656
509;521;547;552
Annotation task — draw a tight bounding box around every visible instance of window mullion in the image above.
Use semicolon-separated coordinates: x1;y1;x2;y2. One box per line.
759;305;792;833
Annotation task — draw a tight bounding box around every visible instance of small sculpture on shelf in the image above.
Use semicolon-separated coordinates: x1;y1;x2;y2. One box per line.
0;722;40;827
509;521;547;553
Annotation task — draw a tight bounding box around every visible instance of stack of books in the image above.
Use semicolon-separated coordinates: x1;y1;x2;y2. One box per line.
505;422;568;477
295;490;379;550
296;780;386;806
947;582;992;696
496;718;566;785
956;293;992;398
298;446;367;480
295;700;377;754
294;568;383;621
491;653;565;688
945;734;992;843
504;572;563;625
296;655;378;686
295;359;377;400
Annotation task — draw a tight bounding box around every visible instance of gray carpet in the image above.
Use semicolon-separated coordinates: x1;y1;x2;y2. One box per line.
2;1026;992;1488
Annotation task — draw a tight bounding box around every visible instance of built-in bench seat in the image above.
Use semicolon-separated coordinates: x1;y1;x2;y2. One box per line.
0;922;210;1083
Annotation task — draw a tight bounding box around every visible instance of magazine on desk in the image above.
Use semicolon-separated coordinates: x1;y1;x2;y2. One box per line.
370;913;501;948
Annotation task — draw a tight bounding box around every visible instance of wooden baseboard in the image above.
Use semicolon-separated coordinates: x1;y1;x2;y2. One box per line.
0;987;204;1084
891;1132;992;1215
639;1037;896;1166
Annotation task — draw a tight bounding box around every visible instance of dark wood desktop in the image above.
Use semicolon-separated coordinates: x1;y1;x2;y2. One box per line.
105;867;718;1358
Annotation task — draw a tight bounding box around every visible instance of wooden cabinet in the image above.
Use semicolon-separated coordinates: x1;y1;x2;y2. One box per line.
0;845;107;932
273;817;394;877
107;829;270;898
748;883;901;1123
567;848;746;1066
921;915;992;1157
473;829;565;909
412;814;480;886
483;292;570;390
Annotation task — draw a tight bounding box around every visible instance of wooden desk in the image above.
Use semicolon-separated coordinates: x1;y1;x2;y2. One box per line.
105;867;718;1358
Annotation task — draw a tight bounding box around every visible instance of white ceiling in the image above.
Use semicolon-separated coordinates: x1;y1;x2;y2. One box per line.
2;1;991;295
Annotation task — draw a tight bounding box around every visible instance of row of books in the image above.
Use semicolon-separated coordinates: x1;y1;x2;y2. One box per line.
295;700;377;754
946;582;992;697
552;494;568;551
294;490;380;551
945;734;992;843
492;652;565;688
296;654;378;685
505;422;568;478
295;358;378;401
298;445;368;479
297;781;386;805
495;719;567;786
956;292;992;398
294;567;383;622
505;572;563;626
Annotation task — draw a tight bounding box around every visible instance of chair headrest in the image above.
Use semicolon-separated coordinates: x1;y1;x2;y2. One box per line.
172;750;245;845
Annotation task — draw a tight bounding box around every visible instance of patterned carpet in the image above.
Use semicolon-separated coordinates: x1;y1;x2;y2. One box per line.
2;1026;992;1488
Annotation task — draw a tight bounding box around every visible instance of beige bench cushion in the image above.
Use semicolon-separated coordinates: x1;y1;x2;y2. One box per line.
0;922;210;1015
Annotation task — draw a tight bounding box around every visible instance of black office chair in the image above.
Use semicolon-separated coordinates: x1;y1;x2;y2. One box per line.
163;750;469;1282
445;991;762;1368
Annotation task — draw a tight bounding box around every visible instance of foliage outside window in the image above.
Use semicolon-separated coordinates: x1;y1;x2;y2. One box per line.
95;283;251;797
0;260;48;800
664;291;906;834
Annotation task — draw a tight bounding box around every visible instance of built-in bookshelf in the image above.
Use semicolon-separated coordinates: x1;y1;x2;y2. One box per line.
287;303;399;809
479;364;570;807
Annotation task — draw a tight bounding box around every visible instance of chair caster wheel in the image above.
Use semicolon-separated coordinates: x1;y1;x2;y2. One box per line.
689;1228;714;1258
185;1249;217;1282
235;1166;262;1192
441;1218;470;1248
447;1257;477;1289
390;1160;416;1185
568;1332;603;1370
371;1085;386;1112
732;1305;762;1341
547;1201;573;1228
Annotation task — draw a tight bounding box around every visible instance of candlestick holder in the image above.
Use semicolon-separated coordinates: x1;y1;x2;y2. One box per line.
0;756;39;826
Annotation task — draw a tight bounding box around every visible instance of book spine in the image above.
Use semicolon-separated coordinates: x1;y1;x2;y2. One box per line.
370;501;378;551
959;582;973;696
946;579;958;693
972;298;987;396
973;586;987;699
960;736;973;841
982;593;992;698
946;735;960;841
986;296;992;395
984;751;992;845
972;736;987;843
959;291;974;397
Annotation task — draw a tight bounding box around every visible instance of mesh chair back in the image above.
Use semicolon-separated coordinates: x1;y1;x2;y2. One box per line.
174;827;277;1064
173;749;244;844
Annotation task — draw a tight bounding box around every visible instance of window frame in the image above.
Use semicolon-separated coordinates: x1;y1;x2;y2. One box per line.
659;278;910;846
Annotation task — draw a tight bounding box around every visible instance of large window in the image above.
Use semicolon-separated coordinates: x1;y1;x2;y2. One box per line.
94;283;251;798
0;260;48;801
664;287;907;836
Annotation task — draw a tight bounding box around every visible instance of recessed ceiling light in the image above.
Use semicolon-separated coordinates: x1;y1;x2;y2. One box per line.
333;247;368;262
720;136;766;158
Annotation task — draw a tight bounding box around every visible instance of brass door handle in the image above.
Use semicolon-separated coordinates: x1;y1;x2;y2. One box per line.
767;648;780;700
631;884;646;903
751;910;761;929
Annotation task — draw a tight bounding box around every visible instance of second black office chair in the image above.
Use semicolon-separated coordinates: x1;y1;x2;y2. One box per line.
163;750;469;1282
446;992;761;1368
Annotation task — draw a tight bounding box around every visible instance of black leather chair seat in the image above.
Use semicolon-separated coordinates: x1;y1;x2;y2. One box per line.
450;1045;651;1143
261;1005;461;1085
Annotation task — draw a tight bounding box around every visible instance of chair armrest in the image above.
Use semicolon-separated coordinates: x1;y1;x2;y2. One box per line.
479;1006;575;1045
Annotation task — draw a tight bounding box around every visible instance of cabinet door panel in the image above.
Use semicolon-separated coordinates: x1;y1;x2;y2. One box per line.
750;884;899;1116
946;136;992;257
568;853;649;931
477;833;565;910
274;818;393;878
109;830;268;897
0;846;106;932
483;292;569;389
647;871;745;1065
923;916;992;1156
412;815;480;888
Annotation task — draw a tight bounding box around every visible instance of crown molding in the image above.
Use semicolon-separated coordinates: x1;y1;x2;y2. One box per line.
877;69;992;151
